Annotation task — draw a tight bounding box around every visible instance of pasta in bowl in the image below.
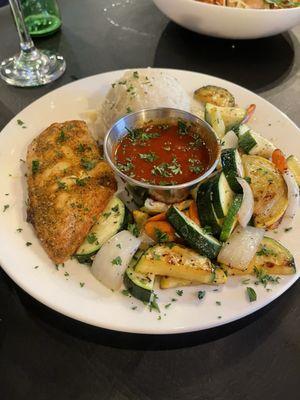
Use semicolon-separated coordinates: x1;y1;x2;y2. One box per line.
152;0;300;39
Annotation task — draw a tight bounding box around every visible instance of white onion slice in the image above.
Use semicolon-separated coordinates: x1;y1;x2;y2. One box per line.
217;225;264;270
221;130;238;149
91;230;141;291
236;177;254;227
280;169;299;229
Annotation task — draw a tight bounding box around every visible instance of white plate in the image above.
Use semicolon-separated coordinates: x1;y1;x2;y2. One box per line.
0;69;299;334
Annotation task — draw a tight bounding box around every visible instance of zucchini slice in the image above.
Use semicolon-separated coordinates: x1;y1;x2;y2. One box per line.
208;107;226;139
124;249;155;302
287;155;300;187
238;129;275;159
205;103;246;132
75;196;127;261
135;244;227;283
242;155;288;228
221;148;244;193
220;194;243;242
166;206;221;259
160;267;227;288
197;177;223;237
211;172;234;218
194;85;235;107
222;236;296;276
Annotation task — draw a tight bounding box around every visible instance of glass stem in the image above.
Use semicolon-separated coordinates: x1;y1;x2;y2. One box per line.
9;0;35;52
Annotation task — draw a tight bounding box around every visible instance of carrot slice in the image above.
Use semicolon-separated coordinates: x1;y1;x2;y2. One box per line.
242;104;256;124
189;201;200;225
144;221;176;242
147;212;167;222
272;149;287;173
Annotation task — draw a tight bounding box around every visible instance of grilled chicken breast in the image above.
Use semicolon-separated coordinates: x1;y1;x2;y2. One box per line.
27;120;117;264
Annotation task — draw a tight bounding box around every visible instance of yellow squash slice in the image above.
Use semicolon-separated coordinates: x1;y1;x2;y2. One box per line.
222;236;296;276
135;244;227;284
242;155;288;228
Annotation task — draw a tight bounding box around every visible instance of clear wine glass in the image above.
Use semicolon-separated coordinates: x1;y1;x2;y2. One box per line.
0;0;66;87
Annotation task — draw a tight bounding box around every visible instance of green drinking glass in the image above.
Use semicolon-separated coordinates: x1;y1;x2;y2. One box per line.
21;0;62;37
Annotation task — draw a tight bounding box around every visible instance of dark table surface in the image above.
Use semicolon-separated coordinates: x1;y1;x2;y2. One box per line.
1;1;299;399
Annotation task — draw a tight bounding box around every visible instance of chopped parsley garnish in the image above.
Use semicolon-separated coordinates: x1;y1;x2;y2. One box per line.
151;158;182;178
57;181;67;190
16;228;23;232
112;256;122;266
155;228;168;243
87;232;97;244
64;271;69;277
103;212;111;219
149;295;160;313
121;289;130;297
57;130;68;143
17;119;25;126
133;71;139;79
117;159;133;173
34;265;39;269
216;301;221;306
26;242;32;246
244;176;252;184
80;282;85;288
188;158;203;174
81;159;97;171
111;205;119;213
256;246;277;257
32;160;40;174
176;290;183;296
132;306;137;310
164;303;171;309
3;204;9;212
241;278;250;285
139;152;157;163
178;120;188;135
198;290;206;300
246;287;257;302
126;107;133;114
127;223;140;238
75;177;88;186
116;243;121;249
285;227;293;232
19;159;25;163
253;266;280;288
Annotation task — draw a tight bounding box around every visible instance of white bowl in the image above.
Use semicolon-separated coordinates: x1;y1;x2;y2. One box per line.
152;0;300;39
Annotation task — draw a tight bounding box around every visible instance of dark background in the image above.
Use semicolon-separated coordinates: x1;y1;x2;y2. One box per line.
0;1;300;399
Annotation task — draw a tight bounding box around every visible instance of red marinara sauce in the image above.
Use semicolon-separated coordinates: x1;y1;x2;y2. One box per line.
114;120;211;185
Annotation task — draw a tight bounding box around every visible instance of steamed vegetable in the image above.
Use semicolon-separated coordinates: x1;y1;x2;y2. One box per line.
272;149;299;229
222;236;296;276
281;169;299;229
220;194;243;242
124;249;154;302
91;230;141;290
75;196;128;263
205;103;246;132
194;85;235;107
221;130;238;149
238;128;276;158
167;205;222;259
221;148;244;192
135;244;227;283
160;267;227;289
242;155;288;228
144;220;176;243
236;177;254;227
217;225;264;270
287;155;300;187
